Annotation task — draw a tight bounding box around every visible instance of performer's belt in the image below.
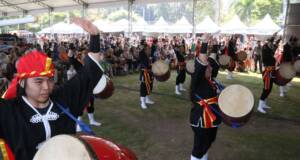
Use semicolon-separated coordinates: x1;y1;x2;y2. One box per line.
142;69;152;95
178;61;186;70
263;66;275;90
197;97;218;128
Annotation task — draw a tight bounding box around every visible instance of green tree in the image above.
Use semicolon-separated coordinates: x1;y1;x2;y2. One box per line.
151;2;191;23
252;0;282;24
106;9;141;22
230;0;282;25
194;0;217;24
149;0;216;25
231;0;255;24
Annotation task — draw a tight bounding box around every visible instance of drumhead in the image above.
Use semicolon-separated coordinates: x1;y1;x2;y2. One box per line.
152;60;169;76
294;60;300;72
218;85;254;118
93;75;107;94
279;62;296;79
33;135;92;160
186;59;195;74
237;51;247;61
219;55;230;66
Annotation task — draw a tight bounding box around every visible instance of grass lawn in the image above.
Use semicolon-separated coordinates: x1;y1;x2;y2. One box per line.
82;70;300;160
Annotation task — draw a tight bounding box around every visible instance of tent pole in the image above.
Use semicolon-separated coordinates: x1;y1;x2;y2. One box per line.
128;0;134;38
48;9;52;28
81;3;88;18
49;9;54;35
283;0;289;43
192;0;197;37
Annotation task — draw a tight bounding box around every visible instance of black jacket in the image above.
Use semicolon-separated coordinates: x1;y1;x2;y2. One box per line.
0;55;103;160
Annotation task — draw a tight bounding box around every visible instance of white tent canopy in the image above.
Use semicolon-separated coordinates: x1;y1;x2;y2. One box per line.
146;16;169;33
132;18;148;32
221;15;248;34
0;0;190;17
38;27;52;34
93;19;110;32
248;14;281;35
0;16;35;27
38;22;86;34
196;16;220;33
168;16;192;33
106;19;129;32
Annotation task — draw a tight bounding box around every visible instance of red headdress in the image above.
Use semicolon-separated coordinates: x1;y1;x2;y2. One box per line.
2;50;55;99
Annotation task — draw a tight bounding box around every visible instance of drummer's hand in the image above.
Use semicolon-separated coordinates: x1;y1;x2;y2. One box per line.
72;17;101;35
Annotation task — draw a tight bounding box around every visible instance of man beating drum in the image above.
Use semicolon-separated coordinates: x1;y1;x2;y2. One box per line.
0;17;105;160
277;36;298;97
257;33;281;114
139;39;155;109
189;33;255;160
189;33;222;160
175;41;187;95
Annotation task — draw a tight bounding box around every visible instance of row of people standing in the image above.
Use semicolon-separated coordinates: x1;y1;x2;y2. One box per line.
138;38;189;109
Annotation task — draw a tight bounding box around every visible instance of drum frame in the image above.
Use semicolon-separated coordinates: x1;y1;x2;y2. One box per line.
152;60;170;82
95;79;114;99
218;85;254;128
154;70;170;82
34;134;137;160
237;51;247;61
273;69;293;86
186;59;195;75
220;109;254;128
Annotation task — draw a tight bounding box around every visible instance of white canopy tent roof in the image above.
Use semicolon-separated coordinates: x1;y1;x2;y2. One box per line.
38;22;86;34
0;0;188;17
196;16;220;33
104;19;129;32
167;16;192;33
221;15;248;34
9;29;33;35
248;14;281;35
132;18;148;32
0;15;35;27
146;16;169;33
93;19;110;32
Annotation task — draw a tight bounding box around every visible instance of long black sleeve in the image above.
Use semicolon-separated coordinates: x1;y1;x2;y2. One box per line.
262;44;276;66
51;55;103;116
190;58;217;102
208;57;219;78
139;49;150;69
283;43;293;62
175;50;185;62
228;40;236;59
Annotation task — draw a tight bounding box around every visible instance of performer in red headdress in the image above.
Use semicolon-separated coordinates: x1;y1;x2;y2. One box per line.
0;17;105;160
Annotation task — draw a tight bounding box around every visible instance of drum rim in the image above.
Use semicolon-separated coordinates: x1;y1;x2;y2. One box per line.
279;62;296;79
293;60;300;72
237;51;247;61
34;134;93;160
151;60;170;75
93;75;108;94
96;79;114;99
77;135;100;160
155;70;170;82
186;59;195;74
218;84;254;118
